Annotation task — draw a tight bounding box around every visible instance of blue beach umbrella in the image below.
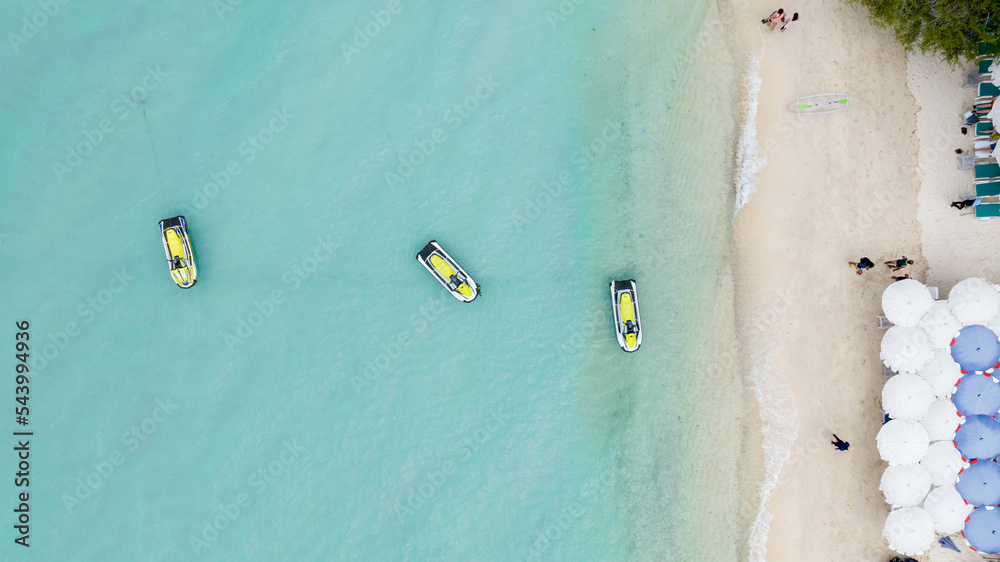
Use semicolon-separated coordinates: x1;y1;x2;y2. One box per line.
940;535;961;552
954;373;1000;416
952;325;1000;373
964;506;1000;554
957;460;1000;506
955;415;1000;460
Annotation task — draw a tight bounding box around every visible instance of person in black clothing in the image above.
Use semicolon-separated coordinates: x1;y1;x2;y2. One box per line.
832;434;851;451
953;198;983;210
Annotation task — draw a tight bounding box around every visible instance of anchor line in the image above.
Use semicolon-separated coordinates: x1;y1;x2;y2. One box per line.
143;108;169;208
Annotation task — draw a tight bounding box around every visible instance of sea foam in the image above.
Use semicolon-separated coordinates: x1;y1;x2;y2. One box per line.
733;45;767;215
746;347;798;562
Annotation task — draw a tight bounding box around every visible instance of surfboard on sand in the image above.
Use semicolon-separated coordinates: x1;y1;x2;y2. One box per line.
786;93;863;114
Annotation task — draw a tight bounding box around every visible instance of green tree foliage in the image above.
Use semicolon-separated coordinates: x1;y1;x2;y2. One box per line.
847;0;1000;64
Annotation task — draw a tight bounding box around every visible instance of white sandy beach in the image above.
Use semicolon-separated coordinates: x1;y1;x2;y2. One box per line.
732;0;999;560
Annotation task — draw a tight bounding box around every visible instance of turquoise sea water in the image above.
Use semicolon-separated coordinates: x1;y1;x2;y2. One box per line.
1;1;751;560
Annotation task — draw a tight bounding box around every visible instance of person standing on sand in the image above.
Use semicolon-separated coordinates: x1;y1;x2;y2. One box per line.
762;9;784;31
886;257;914;271
832;434;851;451
780;13;798;32
771;11;786;31
849;257;875;275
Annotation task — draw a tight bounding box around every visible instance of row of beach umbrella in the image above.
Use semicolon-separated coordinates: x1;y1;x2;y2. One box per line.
878;278;1000;555
882;370;1000;427
881;277;999;329
884;505;1000;556
881;322;1000;376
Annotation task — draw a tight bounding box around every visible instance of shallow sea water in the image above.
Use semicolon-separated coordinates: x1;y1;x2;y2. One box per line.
0;1;753;560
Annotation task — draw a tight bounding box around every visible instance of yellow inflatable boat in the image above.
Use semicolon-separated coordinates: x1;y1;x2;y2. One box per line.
416;240;478;302
158;216;198;289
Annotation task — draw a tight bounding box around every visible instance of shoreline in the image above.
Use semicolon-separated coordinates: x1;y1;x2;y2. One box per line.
730;0;932;558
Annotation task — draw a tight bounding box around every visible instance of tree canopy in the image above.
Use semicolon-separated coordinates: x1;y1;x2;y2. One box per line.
847;0;1000;64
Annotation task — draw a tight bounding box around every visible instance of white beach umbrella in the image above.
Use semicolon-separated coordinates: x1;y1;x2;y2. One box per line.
881;327;934;374
949;278;1000;325
919;398;963;442
879;420;931;466
989;97;1000;124
922;485;973;534
987;313;1000;340
883;506;936;556
882;279;934;328
920;441;965;486
883;279;934;328
917;349;963;398
880;463;932;507
920;301;963;350
883;374;935;421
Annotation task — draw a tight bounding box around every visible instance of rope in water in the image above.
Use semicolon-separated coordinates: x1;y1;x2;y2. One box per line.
385;131;428;232
143;108;169;207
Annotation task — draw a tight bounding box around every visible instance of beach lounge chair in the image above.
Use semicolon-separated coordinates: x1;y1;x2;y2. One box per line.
977;203;1000;218
976;121;995;138
976;95;995;111
877;315;892;329
976;100;996;118
981;42;998;57
976;163;1000;179
981;59;995;74
981;82;1000;97
978;181;1000;197
974;142;997;159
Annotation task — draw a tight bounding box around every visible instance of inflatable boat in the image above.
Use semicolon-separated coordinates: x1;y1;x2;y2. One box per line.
786;93;863;115
416;240;478;302
610;279;641;352
158;216;198;288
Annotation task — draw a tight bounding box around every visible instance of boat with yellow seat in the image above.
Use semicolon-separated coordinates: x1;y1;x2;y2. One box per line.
610;279;641;352
158;215;198;289
416;240;478;302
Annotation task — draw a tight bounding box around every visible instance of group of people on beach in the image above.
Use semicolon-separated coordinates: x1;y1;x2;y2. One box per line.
848;256;913;277
761;8;799;32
